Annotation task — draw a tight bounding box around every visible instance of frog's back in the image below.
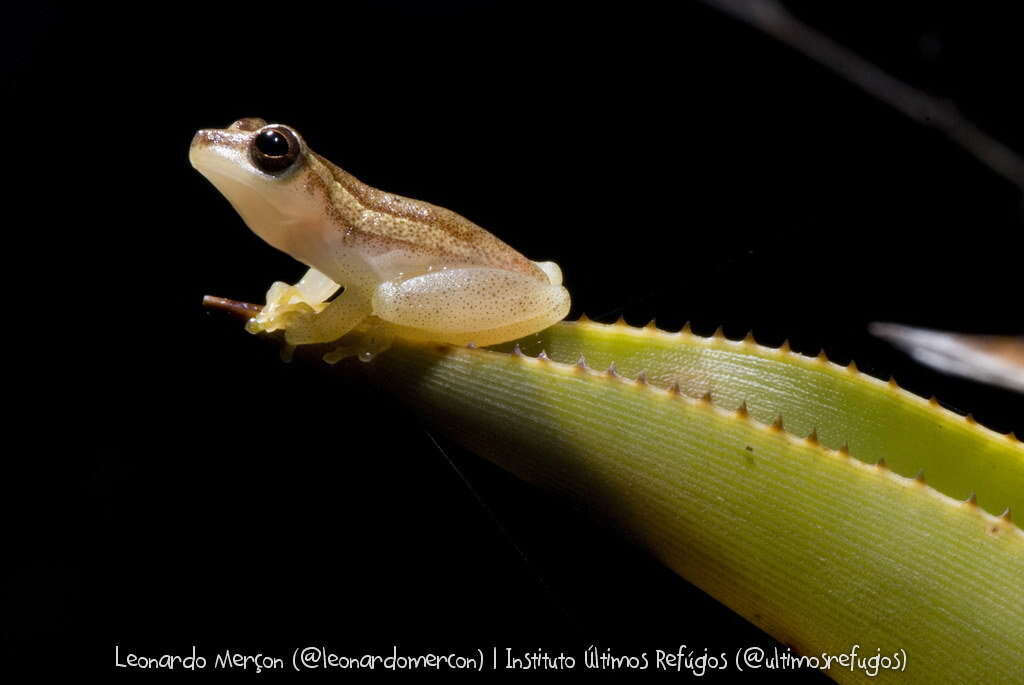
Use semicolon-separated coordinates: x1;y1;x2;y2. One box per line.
307;153;546;280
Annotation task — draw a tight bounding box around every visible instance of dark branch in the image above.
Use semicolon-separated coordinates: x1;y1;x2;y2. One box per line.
700;0;1024;194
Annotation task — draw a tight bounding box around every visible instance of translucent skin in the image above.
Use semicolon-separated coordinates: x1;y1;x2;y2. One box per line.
190;118;570;355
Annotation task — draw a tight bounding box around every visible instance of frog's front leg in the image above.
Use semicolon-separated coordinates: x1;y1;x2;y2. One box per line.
246;267;341;335
282;289;372;346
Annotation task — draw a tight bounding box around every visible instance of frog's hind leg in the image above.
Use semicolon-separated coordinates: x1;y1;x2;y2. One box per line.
322;320;394;364
371;267;570;347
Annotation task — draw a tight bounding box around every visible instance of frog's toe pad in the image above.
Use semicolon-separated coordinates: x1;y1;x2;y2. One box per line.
246;281;327;335
321;328;394;364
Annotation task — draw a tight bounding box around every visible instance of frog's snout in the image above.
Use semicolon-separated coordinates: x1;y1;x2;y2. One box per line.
189;129;216;169
190;128;219;152
189;127;252;174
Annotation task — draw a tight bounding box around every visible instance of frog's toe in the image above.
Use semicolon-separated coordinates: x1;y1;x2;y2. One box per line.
246;281;327;335
320;325;393;364
246;303;316;335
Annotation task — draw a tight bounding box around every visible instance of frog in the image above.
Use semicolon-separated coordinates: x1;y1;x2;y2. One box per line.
189;118;570;362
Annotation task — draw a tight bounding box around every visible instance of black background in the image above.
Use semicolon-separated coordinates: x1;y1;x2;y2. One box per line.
6;2;1023;680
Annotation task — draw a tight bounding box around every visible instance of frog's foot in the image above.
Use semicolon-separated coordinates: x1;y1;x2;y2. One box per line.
322;323;394;365
245;281;330;335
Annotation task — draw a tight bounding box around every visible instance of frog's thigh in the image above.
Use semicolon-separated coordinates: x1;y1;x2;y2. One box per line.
284;290;371;346
372;267;569;336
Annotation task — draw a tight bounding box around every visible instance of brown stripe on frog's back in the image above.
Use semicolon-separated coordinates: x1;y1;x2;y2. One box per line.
304;152;545;279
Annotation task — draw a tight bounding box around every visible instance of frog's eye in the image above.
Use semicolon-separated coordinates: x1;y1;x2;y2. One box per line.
251;126;301;174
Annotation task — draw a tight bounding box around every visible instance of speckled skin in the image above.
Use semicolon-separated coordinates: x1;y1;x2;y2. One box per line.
190;118;570;352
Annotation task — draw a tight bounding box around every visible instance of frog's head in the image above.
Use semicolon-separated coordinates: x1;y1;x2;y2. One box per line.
190;118;317;255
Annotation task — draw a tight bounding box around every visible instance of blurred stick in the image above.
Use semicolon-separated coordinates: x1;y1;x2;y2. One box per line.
700;0;1024;194
871;322;1024;393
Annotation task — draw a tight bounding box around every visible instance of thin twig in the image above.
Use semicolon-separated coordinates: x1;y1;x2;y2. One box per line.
700;0;1024;194
202;294;262;320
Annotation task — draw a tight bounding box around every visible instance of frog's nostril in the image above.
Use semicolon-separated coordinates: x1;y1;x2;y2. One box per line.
189;130;220;169
190;129;213;149
230;117;268;132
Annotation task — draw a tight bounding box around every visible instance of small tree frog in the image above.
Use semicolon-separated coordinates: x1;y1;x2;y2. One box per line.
190;118;570;361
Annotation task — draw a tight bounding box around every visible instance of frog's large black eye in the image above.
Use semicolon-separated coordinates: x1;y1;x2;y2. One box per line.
251;126;301;174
